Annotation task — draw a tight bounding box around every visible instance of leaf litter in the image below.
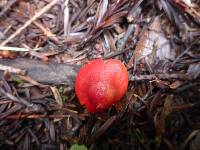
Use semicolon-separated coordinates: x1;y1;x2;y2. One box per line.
0;0;199;149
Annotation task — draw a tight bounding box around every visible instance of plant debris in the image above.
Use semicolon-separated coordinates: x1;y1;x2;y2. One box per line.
0;0;199;149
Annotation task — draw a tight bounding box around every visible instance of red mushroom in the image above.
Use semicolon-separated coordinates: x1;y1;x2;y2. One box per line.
75;59;128;113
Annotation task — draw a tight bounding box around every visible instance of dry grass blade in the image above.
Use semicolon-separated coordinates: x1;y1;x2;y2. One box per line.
50;86;63;106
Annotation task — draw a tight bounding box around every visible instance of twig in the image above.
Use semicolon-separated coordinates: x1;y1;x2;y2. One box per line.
0;46;40;51
0;104;23;119
32;21;60;44
127;0;143;22
0;87;31;106
18;75;48;88
129;73;191;81
27;128;40;146
104;48;130;59
117;0;143;51
0;87;44;112
22;44;49;62
118;24;135;51
64;0;70;36
0;0;60;46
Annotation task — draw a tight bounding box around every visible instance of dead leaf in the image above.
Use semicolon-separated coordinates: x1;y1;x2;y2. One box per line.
128;16;176;68
50;86;63;107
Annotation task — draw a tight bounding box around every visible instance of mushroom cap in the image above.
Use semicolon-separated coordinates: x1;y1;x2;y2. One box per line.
75;59;128;113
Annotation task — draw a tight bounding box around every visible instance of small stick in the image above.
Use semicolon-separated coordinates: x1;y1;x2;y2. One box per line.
22;44;48;62
33;21;60;44
0;87;31;106
118;24;135;51
0;0;60;46
0;46;40;51
129;73;191;81
64;0;70;36
104;48;129;59
127;0;143;22
0;87;43;112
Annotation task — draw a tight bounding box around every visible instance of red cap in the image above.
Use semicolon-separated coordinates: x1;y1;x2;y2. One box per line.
75;59;128;113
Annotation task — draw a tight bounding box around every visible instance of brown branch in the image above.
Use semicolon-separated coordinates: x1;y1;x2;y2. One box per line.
0;58;80;85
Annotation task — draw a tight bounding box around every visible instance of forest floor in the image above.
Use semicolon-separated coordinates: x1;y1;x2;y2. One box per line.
0;0;200;150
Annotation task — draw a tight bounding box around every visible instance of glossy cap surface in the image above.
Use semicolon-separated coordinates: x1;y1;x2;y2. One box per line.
75;59;128;113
